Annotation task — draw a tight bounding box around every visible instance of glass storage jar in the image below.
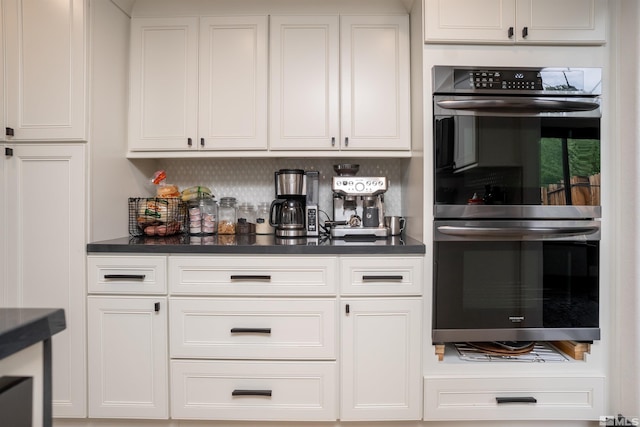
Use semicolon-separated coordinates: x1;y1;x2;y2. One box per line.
188;196;218;235
255;202;274;234
218;197;237;235
237;202;256;234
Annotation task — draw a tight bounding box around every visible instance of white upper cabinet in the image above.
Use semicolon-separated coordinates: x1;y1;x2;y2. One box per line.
270;15;410;152
129;16;268;152
340;16;411;151
424;0;606;45
269;16;340;151
3;0;87;141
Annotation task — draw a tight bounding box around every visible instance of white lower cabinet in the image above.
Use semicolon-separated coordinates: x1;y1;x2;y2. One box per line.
424;376;605;421
87;255;169;419
340;297;422;421
87;296;169;419
171;360;337;421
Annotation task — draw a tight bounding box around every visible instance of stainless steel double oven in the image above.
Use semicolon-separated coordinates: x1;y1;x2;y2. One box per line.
432;66;602;343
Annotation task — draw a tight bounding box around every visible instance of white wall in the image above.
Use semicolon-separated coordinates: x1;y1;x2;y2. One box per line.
89;0;157;241
609;0;640;416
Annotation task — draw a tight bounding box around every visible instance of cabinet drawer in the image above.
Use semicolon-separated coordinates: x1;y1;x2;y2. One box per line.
340;256;423;295
170;298;336;359
169;256;337;295
424;376;605;421
88;255;167;294
171;360;337;421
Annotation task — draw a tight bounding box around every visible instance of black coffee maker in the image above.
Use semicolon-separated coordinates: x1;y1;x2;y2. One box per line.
270;169;306;238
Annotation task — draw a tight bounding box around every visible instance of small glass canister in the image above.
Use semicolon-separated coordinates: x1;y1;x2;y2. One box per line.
255;202;274;234
218;197;237;234
188;196;218;235
237;202;256;234
200;197;218;234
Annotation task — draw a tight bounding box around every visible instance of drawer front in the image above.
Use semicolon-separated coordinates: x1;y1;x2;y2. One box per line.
88;255;167;294
169;256;337;295
170;298;336;359
424;376;605;421
171;360;337;421
340;256;423;295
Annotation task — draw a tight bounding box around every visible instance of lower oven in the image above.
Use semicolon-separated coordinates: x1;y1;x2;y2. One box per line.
432;219;600;343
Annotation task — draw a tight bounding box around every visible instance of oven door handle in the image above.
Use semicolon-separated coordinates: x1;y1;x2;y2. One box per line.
437;225;600;238
435;98;599;114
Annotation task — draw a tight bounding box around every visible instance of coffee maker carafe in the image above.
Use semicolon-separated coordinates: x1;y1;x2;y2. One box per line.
270;169;307;238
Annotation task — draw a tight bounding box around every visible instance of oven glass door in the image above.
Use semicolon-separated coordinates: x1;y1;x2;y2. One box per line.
433;220;600;342
434;96;601;219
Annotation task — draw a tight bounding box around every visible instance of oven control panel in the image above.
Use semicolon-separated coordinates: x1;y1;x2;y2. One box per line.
465;70;542;90
433;66;601;95
332;176;388;195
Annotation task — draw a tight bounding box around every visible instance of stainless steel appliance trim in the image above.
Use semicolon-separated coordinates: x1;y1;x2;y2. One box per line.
434;95;601;117
432;327;600;343
434;205;601;220
434;219;601;241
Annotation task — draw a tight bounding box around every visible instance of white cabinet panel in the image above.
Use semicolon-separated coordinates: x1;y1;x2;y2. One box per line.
169;256;337;295
340;15;411;150
129;17;199;150
129;16;268;152
340;298;422;420
171;360;337;421
3;0;86;140
88;296;169;419
199;16;267;150
516;0;607;44
3;144;86;417
88;255;167;295
269;16;340;151
340;256;423;295
270;15;410;152
170;298;337;359
424;0;606;45
424;376;605;420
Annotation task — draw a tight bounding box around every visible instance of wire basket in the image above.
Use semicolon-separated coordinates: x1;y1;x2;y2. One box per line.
129;197;187;237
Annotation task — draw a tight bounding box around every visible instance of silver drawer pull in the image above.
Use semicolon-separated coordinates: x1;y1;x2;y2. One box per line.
230;275;271;281
362;275;403;282
104;274;146;281
230;328;271;334
232;389;272;397
496;397;537;404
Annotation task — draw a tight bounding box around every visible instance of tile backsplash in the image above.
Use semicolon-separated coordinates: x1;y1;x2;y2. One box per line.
158;158;404;221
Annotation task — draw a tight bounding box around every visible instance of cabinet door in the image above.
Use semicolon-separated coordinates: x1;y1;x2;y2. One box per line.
515;0;606;45
3;0;86;140
3;144;86;417
424;0;516;44
340;16;411;151
199;16;268;150
340;298;422;420
87;297;169;419
269;16;340;151
129;17;198;151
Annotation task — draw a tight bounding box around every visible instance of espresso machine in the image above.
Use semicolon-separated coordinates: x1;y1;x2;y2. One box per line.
331;165;389;238
270;169;319;238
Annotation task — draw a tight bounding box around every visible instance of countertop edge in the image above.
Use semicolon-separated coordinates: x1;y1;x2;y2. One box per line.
86;236;426;255
0;308;66;360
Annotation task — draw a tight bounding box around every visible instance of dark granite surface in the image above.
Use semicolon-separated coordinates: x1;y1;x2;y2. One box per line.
87;234;426;255
0;308;66;360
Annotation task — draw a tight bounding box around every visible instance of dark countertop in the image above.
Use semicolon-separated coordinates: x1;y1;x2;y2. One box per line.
0;308;66;360
87;234;426;255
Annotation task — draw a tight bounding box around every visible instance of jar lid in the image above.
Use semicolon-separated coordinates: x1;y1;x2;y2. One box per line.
219;197;237;207
237;202;255;209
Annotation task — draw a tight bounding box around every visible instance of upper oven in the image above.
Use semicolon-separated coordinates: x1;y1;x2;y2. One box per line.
433;66;602;219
